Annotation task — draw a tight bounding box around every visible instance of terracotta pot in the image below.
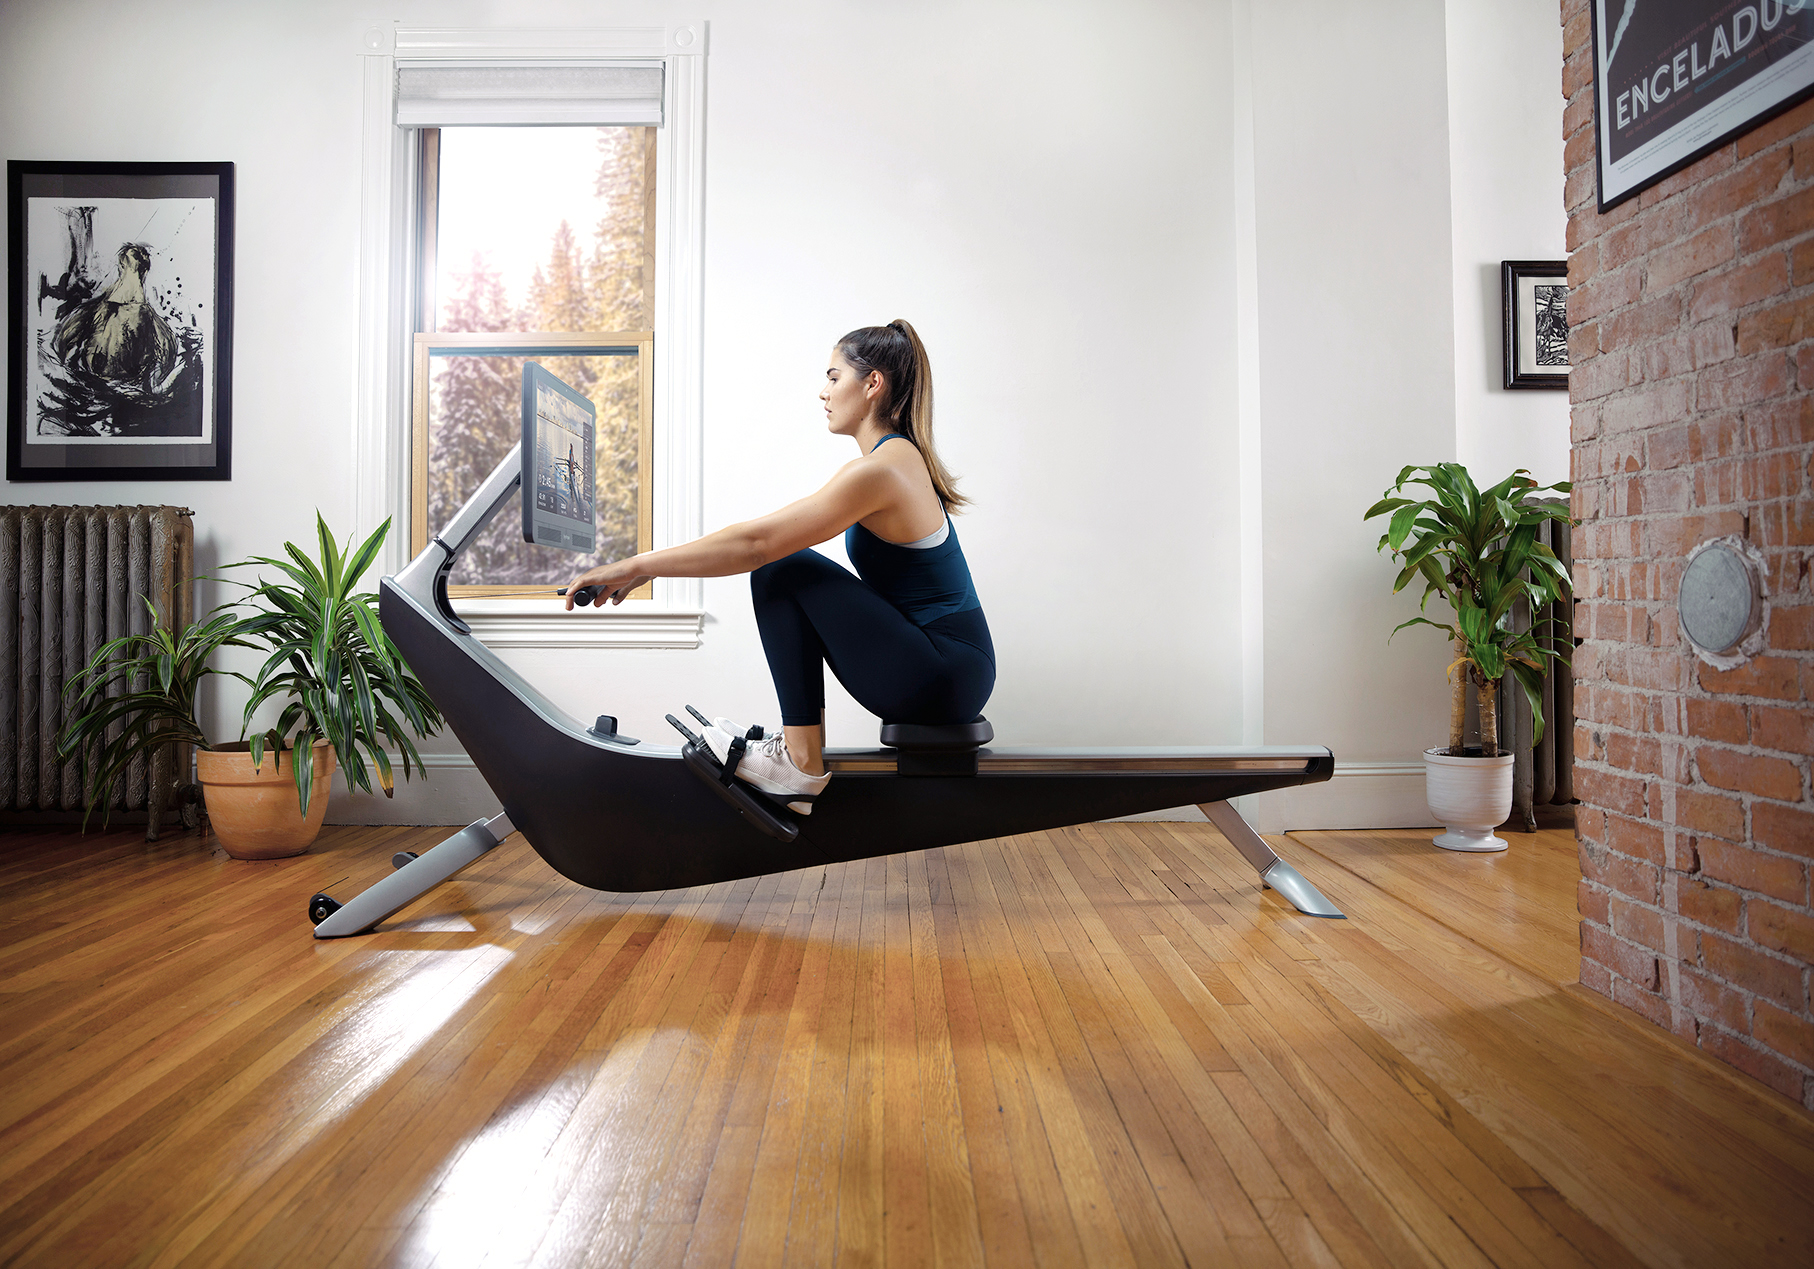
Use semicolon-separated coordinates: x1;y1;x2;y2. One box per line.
1423;747;1514;853
196;741;336;860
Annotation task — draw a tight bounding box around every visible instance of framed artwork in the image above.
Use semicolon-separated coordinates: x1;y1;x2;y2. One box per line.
1592;1;1814;212
1502;261;1570;391
7;161;234;481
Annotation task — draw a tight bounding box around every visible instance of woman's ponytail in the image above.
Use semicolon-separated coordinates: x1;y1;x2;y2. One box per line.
838;318;968;510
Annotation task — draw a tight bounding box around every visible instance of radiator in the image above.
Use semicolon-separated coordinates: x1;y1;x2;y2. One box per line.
0;506;196;839
1461;513;1574;831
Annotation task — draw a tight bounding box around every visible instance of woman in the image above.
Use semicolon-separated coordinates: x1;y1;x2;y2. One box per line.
563;320;994;814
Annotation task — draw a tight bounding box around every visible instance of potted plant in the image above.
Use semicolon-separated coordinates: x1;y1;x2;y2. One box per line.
1365;464;1573;852
60;515;442;859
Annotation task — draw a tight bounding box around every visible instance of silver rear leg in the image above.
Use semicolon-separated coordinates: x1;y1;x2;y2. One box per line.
313;812;516;938
1197;801;1344;919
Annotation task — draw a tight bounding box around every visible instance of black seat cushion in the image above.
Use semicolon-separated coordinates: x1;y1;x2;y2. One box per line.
879;717;993;750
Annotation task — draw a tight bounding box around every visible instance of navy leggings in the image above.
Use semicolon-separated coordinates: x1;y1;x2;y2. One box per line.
750;549;996;727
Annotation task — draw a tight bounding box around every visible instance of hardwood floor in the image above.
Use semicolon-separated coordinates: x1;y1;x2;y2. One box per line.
1;818;1809;1267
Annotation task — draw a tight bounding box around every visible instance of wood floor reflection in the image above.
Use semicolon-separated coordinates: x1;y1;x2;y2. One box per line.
1;818;1809;1266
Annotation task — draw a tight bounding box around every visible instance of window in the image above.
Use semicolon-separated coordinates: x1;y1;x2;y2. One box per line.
411;125;655;597
354;25;707;645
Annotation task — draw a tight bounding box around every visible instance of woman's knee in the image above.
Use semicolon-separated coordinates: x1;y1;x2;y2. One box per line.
751;549;831;603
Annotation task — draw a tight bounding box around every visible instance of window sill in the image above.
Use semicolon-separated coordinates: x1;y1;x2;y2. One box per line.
453;598;703;649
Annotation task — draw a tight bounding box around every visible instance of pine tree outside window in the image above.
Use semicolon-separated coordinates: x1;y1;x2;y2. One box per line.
410;124;656;598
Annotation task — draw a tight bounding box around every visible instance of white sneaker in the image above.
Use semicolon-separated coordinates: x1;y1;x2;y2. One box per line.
703;725;829;815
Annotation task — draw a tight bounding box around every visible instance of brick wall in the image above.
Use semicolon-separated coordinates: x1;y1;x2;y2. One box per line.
1562;0;1814;1107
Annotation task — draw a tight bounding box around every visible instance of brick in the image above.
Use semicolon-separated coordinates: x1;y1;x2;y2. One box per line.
1609;292;1688;350
1795;238;1814;287
1752;901;1814;963
1564;91;1593;141
1585;922;1662;988
1646;225;1737;292
1736;96;1814;159
1561;46;1594;101
1736;295;1814;357
1697;354;1792;412
1703;932;1806;1009
1755;502;1814;549
1698;656;1803;700
1615;975;1673;1026
1652;146;1739;209
1689;255;1791;323
1742;450;1807;500
1610;896;1666;950
1574;267;1643;325
1693;319;1739;369
1753;1003;1814;1069
1605;814;1666;866
1752;703;1814;756
1686;698;1749;745
1577;766;1649;819
1649;510;1749;557
1699;1027;1807;1099
1771;606;1814;651
1696;747;1805;801
1577;878;1610;925
1677;877;1743;934
1572;347;1633;402
1743;395;1814;450
1607;732;1663;777
1698;838;1807;903
1681;964;1752;1032
1677;788;1748;840
1601;379;1691;434
1564;122;1597;173
1580;954;1612;995
1755;802;1814;859
1797;134;1814;183
1683;149;1790;231
1741;187;1814;255
1695;458;1741;506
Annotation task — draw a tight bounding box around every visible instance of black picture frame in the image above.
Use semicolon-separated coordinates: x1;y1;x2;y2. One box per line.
1591;1;1814;213
1502;260;1570;391
7;160;234;481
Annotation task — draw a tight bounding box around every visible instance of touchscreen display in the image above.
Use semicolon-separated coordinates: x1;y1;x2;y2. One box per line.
521;363;597;553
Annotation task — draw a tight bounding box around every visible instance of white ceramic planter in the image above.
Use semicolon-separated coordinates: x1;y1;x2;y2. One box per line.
1423;747;1514;852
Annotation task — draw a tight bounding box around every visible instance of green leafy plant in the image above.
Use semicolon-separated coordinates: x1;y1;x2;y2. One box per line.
1365;464;1573;757
57;604;257;826
58;514;443;827
224;514;443;815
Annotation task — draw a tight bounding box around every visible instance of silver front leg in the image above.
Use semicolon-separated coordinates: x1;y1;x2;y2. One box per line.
313;811;517;938
1197;801;1344;919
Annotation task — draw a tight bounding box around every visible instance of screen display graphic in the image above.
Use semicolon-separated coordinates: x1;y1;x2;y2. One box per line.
521;362;597;553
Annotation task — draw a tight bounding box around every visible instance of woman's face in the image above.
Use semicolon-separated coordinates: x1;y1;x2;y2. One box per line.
821;348;882;436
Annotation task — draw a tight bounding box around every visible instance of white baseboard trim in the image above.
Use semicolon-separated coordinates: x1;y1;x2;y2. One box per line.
330;755;1438;835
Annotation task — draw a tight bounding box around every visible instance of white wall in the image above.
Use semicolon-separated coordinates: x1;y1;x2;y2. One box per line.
1;0;1570;833
1446;0;1571;487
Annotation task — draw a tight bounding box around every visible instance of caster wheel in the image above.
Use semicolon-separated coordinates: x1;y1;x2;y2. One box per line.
308;893;342;926
392;851;420;870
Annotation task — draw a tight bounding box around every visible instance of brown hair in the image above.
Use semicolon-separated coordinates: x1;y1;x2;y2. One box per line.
837;318;968;510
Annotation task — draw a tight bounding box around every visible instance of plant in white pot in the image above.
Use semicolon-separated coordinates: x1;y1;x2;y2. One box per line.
60;516;443;858
1365;464;1573;852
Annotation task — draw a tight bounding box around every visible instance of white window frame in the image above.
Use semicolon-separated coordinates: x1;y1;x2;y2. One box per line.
352;21;707;648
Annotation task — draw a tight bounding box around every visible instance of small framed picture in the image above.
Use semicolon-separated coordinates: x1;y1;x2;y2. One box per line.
1502;260;1569;392
7;161;234;481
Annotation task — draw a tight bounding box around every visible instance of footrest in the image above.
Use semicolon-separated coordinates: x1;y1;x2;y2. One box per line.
679;741;800;843
880;716;993;776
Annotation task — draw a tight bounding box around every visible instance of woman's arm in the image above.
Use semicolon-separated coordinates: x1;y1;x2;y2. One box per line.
564;459;897;607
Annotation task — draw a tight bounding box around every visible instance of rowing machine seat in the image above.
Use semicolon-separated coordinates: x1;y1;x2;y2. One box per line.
881;717;993;776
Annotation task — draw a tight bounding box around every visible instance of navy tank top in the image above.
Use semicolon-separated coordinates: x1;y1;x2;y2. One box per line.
845;434;983;627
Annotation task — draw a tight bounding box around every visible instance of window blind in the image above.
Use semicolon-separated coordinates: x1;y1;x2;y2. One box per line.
396;63;664;127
